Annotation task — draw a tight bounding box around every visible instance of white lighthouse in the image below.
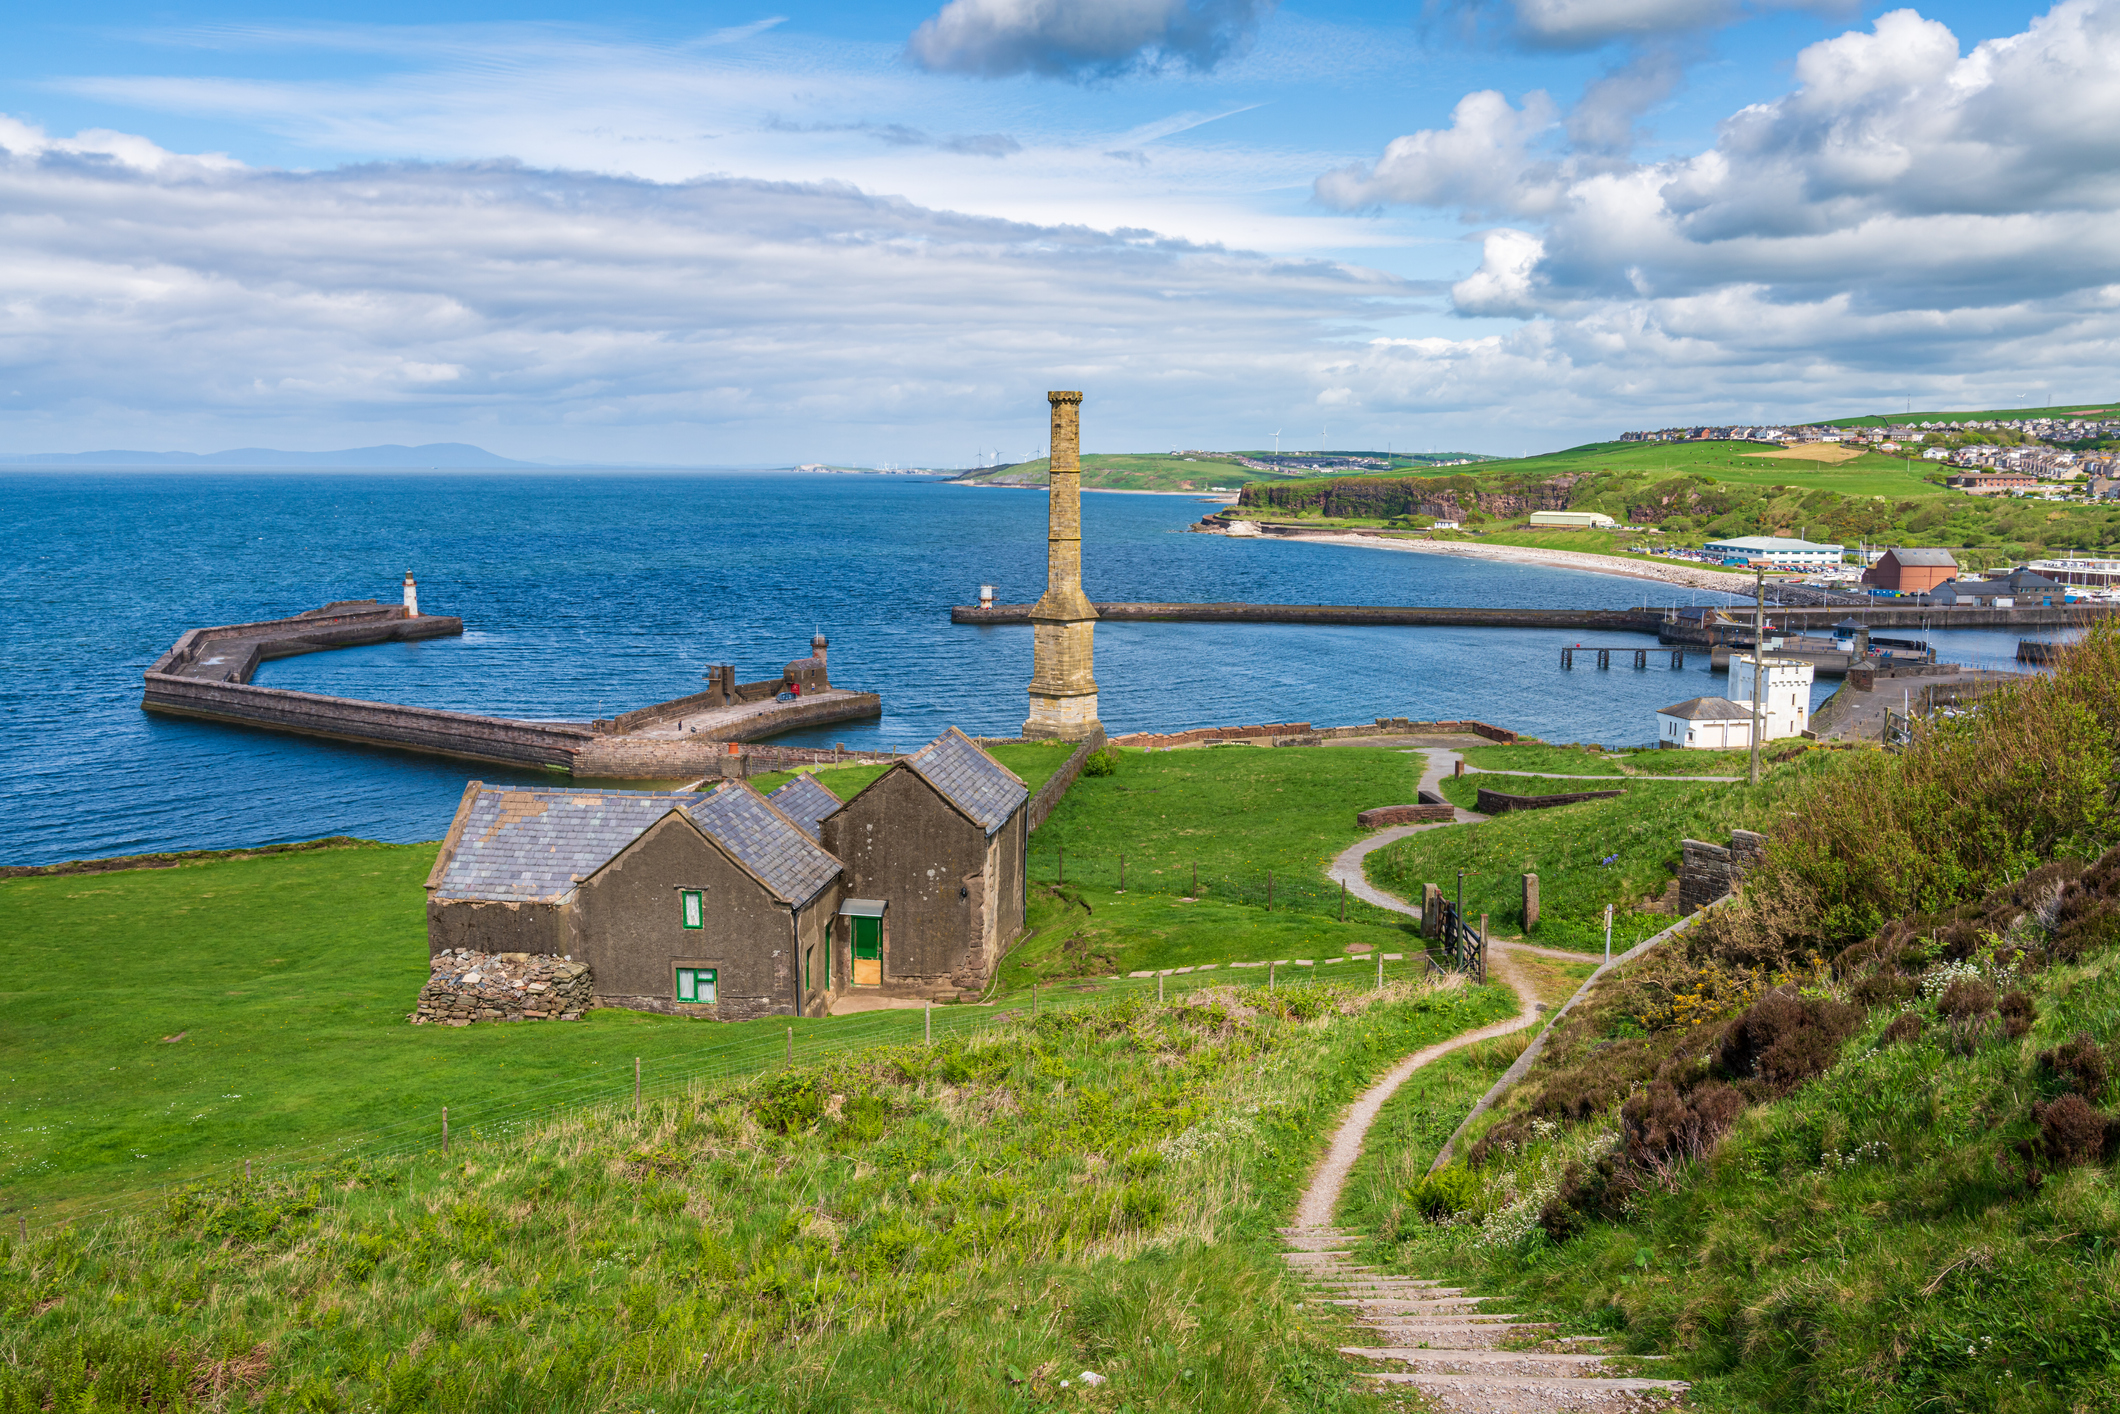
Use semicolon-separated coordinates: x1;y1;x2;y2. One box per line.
402;571;420;618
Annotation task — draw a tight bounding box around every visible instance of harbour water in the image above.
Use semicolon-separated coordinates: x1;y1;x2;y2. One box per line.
2;471;2044;865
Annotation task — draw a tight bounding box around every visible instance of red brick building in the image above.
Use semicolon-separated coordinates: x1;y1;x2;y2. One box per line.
1862;547;1959;593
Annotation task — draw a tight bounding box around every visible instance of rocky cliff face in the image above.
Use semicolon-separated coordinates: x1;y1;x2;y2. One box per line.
1239;473;1584;521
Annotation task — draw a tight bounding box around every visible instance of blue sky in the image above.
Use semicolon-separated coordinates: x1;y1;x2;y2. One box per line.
0;0;2107;463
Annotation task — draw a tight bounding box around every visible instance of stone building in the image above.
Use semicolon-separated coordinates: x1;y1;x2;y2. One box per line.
819;728;1030;998
766;773;842;839
425;780;843;1019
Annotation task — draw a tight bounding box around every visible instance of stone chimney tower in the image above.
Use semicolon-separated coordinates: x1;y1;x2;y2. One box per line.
1023;391;1102;739
402;570;419;618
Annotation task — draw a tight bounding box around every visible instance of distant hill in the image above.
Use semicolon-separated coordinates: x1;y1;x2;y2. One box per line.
0;443;539;468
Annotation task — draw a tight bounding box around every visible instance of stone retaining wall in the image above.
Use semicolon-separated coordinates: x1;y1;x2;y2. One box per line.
1356;803;1457;827
1475;785;1625;814
1679;829;1767;915
1026;732;1105;832
569;693;884;776
412;949;593;1024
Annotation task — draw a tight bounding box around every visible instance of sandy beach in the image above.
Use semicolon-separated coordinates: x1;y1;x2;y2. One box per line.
1218;525;1767;594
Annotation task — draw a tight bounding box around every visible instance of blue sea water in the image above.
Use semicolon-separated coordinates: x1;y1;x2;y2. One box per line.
1;472;2045;865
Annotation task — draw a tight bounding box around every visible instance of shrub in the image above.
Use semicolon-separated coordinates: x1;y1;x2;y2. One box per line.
1410;1165;1479;1220
1081;747;1120;778
1879;1012;1925;1046
2000;990;2038;1040
1621;1080;1745;1175
2031;1094;2120;1167
2037;1033;2111;1102
750;1073;825;1134
1716;990;1864;1098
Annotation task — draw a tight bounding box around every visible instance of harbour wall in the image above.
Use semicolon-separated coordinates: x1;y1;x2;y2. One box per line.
955;600;2109;635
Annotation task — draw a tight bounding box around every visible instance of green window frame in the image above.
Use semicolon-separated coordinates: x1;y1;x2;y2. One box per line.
679;889;705;930
676;967;716;1004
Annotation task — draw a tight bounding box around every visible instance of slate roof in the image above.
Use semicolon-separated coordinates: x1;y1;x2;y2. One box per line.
906;727;1029;836
1885;547;1958;566
683;784;843;905
431;787;688;903
766;774;842;841
1658;696;1753;721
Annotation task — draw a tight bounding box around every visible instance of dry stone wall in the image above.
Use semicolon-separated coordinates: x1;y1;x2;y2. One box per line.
1679;829;1768;915
412;949;593;1025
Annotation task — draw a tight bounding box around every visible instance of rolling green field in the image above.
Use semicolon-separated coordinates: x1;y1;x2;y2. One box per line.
0;744;1436;1224
1826;399;2116;426
1459;742;1756;776
953;452;1275;493
1;976;1516;1414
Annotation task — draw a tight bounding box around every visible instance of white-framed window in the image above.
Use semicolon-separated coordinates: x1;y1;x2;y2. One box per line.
680;889;705;929
676;966;717;1004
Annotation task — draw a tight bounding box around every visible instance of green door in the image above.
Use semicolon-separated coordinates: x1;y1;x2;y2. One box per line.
852;915;882;986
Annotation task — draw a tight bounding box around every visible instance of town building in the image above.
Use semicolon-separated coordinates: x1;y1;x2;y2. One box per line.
425;781;844;1020
819;728;1030;999
1527;510;1617;529
1730;653;1815;739
1947;472;2041;495
1923;568;2068;607
1655;697;1754;749
1700;534;1845;568
1862;547;1958;593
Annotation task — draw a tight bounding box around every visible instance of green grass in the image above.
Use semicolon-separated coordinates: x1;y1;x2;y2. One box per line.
999;885;1420;990
1337;1037;1525;1236
1826;399;2117;427
0;844;1046;1223
1460;744;1630;776
1376;777;1780;948
955;453;1282;493
1;976;1516;1414
1028;747;1428;920
750;742;1079;799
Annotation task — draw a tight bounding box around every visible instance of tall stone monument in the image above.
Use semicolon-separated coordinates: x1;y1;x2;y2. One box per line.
1023;390;1102;740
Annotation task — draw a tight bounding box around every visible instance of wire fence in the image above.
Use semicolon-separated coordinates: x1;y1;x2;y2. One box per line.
9;957;1445;1245
1029;850;1415;928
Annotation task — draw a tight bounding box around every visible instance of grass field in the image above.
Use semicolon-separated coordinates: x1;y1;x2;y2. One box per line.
1459;743;1756;776
1826;399;2117;426
953;453;1279;493
1378;775;1776;948
1027;746;1427;917
0;976;1516;1413
1;744;1440;1224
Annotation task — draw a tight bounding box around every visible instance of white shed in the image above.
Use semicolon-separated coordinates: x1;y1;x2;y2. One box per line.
1655;696;1754;749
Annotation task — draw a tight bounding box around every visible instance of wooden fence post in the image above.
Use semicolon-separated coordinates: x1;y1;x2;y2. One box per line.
442;1107;449;1156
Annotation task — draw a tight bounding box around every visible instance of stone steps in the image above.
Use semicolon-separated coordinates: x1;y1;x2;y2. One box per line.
1283;1227;1685;1411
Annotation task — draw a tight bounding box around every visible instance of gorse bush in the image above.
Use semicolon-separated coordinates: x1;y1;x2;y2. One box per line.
1711;621;2120;964
1;978;1515;1414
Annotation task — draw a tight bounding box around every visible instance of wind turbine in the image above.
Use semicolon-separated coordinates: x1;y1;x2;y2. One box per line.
1273;430;1281;458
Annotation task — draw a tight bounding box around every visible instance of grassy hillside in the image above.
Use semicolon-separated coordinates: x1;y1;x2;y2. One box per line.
1358;626;2120;1412
0;745;1431;1224
953;453;1272;493
1235;437;2120;565
0;976;1515;1414
1827;399;2116;426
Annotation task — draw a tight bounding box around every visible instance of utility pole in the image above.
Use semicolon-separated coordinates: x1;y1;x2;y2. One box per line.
1749;567;1764;787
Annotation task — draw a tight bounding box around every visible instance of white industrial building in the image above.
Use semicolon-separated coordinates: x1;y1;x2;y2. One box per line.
1701;534;1845;568
1528;510;1618;529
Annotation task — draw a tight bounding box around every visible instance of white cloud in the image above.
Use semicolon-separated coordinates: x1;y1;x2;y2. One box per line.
1309;0;2120;422
906;0;1277;79
1313;90;1564;218
0;118;1413;460
1508;0;1734;49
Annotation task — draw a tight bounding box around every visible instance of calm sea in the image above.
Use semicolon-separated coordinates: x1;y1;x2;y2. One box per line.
1;472;2042;865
